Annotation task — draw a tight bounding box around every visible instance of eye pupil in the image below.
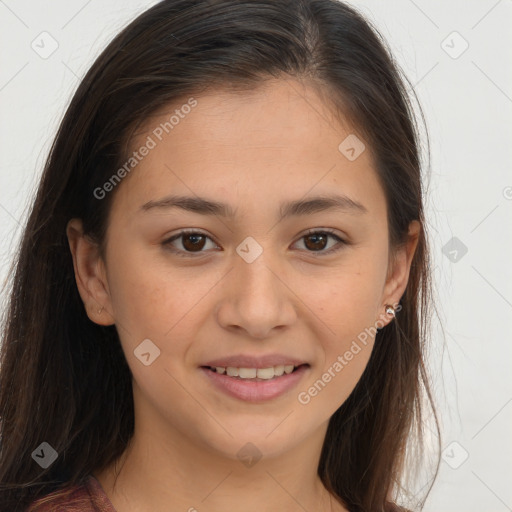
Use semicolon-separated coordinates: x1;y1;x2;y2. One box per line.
304;233;327;251
182;234;206;251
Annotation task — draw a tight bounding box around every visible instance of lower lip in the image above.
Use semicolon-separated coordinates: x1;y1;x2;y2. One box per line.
200;365;309;402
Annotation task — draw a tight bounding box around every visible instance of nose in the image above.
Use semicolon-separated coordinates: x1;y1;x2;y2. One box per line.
215;250;297;339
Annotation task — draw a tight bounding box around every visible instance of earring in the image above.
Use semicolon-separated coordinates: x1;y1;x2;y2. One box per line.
97;306;104;315
385;304;395;317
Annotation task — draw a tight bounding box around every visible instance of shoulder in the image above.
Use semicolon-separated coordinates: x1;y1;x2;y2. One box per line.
27;475;116;512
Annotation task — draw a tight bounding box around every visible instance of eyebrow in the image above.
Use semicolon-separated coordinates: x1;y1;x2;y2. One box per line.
140;193;368;219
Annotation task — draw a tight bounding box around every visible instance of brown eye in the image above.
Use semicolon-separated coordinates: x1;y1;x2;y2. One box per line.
162;229;347;258
303;232;328;251
181;233;207;251
163;230;218;256
294;230;346;255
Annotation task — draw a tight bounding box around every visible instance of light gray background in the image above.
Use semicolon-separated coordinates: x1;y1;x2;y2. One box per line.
1;1;511;511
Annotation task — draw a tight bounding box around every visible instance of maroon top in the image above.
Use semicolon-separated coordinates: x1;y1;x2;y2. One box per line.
30;475;409;511
29;475;117;512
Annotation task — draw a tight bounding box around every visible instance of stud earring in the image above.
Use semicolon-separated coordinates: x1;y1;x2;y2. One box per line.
97;306;104;315
385;304;395;317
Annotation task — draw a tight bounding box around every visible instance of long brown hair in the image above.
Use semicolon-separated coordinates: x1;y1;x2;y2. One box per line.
0;1;441;510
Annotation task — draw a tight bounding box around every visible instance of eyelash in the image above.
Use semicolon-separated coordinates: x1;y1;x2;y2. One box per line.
162;228;348;258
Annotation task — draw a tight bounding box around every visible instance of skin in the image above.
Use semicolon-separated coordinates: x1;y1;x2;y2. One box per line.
67;77;419;512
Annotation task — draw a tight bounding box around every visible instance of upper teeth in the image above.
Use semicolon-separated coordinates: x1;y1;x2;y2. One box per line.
212;365;296;379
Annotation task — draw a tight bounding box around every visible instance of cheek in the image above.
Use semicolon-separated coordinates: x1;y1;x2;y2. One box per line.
309;264;383;335
298;275;379;413
106;258;198;395
304;252;385;383
106;247;219;352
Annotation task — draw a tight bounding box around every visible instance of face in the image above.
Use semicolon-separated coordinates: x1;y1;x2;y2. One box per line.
68;77;418;463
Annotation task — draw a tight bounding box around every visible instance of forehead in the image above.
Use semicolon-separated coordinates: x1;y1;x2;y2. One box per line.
112;78;386;220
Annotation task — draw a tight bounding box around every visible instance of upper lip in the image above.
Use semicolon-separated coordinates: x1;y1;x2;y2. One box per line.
201;354;309;369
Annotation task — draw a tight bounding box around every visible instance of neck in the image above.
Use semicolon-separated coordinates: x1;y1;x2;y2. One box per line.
93;426;347;512
93;382;349;512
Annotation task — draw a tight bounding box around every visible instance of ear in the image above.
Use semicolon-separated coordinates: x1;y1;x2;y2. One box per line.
66;218;114;326
378;220;421;327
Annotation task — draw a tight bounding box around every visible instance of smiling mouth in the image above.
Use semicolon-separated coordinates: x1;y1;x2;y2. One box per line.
201;363;309;381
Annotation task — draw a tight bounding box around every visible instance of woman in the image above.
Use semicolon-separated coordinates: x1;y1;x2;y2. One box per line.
0;1;441;511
